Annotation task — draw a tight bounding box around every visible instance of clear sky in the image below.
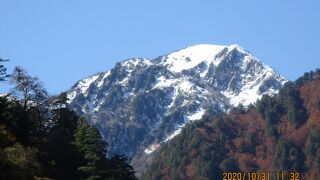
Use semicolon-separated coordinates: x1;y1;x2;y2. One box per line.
1;0;319;94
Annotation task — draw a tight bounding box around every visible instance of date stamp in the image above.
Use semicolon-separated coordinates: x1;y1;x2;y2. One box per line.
222;172;300;180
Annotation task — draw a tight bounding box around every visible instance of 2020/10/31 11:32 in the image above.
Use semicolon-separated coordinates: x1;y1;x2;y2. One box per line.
222;172;300;180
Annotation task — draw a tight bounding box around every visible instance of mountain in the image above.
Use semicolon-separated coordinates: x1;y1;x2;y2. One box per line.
66;44;286;173
142;70;320;180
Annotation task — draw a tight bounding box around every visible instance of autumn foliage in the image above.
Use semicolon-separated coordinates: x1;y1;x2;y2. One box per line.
142;69;320;180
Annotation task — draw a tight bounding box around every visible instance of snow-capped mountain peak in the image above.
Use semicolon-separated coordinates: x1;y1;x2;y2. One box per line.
67;44;287;172
161;44;226;73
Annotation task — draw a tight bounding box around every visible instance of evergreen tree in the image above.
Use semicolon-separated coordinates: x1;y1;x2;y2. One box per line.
274;138;303;171
0;96;41;179
108;155;137;180
279;82;307;127
73;118;108;180
73;118;137;180
305;128;320;169
0;95;31;145
256;94;280;124
1;66;137;179
45;93;80;179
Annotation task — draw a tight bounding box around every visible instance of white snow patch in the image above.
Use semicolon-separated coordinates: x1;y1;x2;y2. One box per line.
0;93;8;97
93;100;106;112
93;106;100;112
97;71;111;88
67;91;77;103
164;124;184;142
154;76;177;88
67;74;99;102
118;77;130;85
223;63;287;107
224;86;261;106
144;107;206;154
184;108;206;121
178;80;193;92
78;75;99;95
121;58;140;68
82;100;94;114
164;108;206;143
228;44;248;55
164;44;226;73
144;143;160;154
122;58;153;73
154;77;194;93
167;88;178;109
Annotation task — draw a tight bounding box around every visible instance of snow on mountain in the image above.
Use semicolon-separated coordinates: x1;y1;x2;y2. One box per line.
67;44;287;173
162;44;226;73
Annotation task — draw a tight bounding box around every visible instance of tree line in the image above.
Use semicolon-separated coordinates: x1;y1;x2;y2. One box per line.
0;60;136;180
142;69;320;180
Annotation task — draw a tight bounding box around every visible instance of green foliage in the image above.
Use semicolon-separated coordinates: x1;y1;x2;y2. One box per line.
274;138;291;170
142;120;226;179
305;128;320;169
266;124;279;137
234;104;246;114
108;155;136;180
73;119;137;180
0;96;31;144
0;143;40;180
0;68;137;180
45;94;80;179
274;138;303;171
219;157;239;172
73;118;107;179
256;94;280;124
143;70;320;179
280;82;307;127
256;94;281;138
294;69;320;87
0;96;41;178
306;129;320;156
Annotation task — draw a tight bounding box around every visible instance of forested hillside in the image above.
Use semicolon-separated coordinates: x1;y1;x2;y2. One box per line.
142;69;320;180
0;64;136;180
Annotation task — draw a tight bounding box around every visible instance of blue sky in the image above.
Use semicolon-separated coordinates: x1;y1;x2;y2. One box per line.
0;0;319;94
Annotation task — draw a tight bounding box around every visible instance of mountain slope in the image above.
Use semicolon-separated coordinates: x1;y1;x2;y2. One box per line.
142;69;320;180
67;44;286;172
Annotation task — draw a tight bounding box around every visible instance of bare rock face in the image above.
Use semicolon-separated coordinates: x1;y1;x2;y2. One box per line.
67;44;286;173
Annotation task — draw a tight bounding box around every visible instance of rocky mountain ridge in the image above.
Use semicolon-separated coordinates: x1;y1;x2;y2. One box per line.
67;44;287;171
